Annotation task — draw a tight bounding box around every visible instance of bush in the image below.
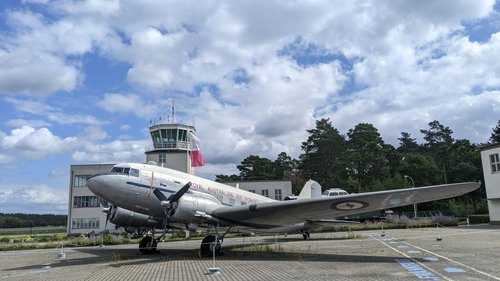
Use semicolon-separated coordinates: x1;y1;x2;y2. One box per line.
52;233;66;241
430;215;459;226
467;214;490;224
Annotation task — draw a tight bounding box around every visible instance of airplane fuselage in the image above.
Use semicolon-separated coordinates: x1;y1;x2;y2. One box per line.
88;163;274;223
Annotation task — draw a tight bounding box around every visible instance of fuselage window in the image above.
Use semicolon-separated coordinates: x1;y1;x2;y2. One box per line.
130;169;140;177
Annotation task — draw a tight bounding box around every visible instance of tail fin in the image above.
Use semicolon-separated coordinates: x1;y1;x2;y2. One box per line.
298;180;322;199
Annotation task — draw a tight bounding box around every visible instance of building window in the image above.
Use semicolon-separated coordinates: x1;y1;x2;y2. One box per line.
73;175;91;187
73;196;101;208
72;218;100;229
490;153;500;173
248;190;255;193
274;189;282;200
159;153;167;164
261;189;269;197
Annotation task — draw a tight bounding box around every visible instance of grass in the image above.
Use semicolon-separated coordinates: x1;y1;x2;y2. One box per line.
0;234;142;251
0;226;66;236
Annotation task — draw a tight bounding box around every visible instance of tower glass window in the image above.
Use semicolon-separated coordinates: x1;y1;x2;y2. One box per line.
151;130;161;144
178;129;187;141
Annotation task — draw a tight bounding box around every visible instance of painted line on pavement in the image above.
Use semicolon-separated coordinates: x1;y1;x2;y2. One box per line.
369;235;453;281
400;240;500;281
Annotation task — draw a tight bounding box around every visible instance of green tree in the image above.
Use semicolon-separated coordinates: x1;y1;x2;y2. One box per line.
299;118;346;189
420;120;453;145
383;144;401;177
420;120;454;183
399;153;441;186
397;132;419;153
343;123;388;192
273;152;298;179
215;174;241;182
237;155;275;180
489;120;500;143
447;139;481;182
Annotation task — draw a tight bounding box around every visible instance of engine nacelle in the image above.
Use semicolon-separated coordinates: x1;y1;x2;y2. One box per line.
109;206;158;228
169;193;222;223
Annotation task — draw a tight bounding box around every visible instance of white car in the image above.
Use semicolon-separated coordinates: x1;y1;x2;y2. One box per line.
322;188;349;197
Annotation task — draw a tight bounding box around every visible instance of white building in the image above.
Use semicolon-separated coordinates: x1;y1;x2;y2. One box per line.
480;143;500;224
67;164;115;234
225;181;292;201
67;121;292;234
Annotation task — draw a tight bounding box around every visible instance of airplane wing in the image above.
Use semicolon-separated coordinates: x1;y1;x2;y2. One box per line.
211;182;480;228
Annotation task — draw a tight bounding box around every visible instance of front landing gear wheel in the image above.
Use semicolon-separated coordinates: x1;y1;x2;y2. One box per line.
302;232;310;240
139;236;157;254
200;235;221;257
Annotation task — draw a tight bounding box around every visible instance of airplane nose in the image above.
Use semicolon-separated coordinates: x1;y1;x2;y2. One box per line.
87;174;106;196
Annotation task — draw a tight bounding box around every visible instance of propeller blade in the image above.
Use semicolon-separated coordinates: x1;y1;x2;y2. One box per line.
99;198;109;208
168;182;191;203
103;205;114;234
153;187;168;202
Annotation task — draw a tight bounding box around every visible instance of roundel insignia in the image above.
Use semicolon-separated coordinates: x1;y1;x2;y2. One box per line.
331;200;368;210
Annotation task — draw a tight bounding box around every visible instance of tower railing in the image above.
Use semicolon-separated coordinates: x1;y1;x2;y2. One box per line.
145;141;189;152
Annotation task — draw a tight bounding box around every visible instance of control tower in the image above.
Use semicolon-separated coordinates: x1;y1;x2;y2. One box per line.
145;121;196;174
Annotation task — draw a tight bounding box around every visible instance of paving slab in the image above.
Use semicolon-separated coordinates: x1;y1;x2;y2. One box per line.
0;225;499;281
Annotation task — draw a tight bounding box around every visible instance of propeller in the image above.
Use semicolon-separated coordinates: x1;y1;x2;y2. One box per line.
153;182;191;238
99;198;111;234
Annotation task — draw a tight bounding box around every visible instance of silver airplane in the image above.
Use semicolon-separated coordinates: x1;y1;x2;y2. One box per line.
87;162;480;256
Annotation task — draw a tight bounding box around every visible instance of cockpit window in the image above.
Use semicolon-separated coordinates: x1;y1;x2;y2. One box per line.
110;167;130;175
130;169;139;177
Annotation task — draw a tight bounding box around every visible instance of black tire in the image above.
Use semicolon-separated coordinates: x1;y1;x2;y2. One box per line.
139;236;157;254
302;232;310;240
200;235;221;257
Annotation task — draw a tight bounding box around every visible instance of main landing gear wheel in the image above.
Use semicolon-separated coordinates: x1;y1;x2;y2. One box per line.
200;235;221;257
302;232;310;240
139;236;157;254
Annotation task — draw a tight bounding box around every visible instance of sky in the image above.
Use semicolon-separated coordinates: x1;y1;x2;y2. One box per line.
1;0;500;214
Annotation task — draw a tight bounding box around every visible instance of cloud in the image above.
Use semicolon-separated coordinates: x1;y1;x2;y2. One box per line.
0;49;81;96
0;126;78;160
4;118;52;128
98;93;160;119
71;139;150;164
1;0;500;173
5;97;104;126
0;184;68;214
79;126;108;141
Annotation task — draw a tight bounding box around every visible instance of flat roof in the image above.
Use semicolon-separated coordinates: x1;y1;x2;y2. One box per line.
480;142;500;151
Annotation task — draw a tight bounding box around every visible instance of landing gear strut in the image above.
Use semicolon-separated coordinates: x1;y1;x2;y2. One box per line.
200;225;230;257
302;232;310;240
200;235;221;257
139;236;157;254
